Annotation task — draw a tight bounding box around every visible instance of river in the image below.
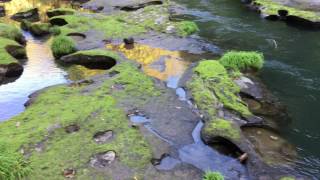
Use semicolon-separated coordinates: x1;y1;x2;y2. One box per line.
173;0;320;178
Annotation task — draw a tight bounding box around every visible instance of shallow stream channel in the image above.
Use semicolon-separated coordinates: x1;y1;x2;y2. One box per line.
0;0;320;179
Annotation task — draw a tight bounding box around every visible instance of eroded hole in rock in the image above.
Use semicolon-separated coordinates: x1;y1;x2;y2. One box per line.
82;57;116;69
67;33;86;41
6;45;27;59
90;151;116;168
65;124;80;133
127;109;149;124
209;137;245;161
63;168;76;178
50;18;68;26
265;15;279;21
118;1;163;11
108;70;120;77
93;130;113;144
278;9;288;17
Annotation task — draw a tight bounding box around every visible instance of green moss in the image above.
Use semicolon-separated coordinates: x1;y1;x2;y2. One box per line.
279;177;295;180
29;23;51;36
253;0;320;22
0;37;22;65
176;21;199;37
0;23;23;42
203;171;224;180
219;51;264;72
0;142;32;180
71;49;121;60
188;60;251;117
49;5;197;39
203;119;241;140
0;62;158;179
51;35;76;58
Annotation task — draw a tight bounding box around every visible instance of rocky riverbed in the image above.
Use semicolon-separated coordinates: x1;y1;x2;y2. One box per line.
0;0;317;179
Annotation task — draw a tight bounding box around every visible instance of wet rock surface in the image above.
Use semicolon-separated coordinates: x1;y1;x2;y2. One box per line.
90;151;116;168
93;130;113;144
11;8;39;22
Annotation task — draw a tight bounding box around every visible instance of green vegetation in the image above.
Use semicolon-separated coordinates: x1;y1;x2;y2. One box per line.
279;177;295;180
0;23;23;42
29;23;51;36
253;0;320;22
49;5;198;38
0;61;159;179
71;49;121;60
203;171;224;180
51;35;76;58
203;119;241;140
188;60;251;117
219;51;264;72
176;21;199;36
0;37;23;65
0;142;32;180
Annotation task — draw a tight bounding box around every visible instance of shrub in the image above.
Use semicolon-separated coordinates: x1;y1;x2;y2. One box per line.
176;21;199;36
51;35;76;58
0;143;31;180
203;171;224;180
219;51;264;72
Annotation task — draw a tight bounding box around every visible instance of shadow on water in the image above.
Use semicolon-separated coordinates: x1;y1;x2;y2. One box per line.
172;0;320;178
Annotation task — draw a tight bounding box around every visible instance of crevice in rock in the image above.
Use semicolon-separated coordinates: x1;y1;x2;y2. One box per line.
93;130;113;144
207;136;245;160
50;18;68;26
116;1;163;12
65;124;80;133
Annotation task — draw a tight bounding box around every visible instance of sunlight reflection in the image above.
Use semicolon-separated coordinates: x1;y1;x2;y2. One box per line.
106;43;190;81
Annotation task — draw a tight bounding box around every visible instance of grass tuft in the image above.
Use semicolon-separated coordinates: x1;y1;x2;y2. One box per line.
219;51;264;72
203;171;224;180
51;35;76;59
176;21;199;36
0;143;32;180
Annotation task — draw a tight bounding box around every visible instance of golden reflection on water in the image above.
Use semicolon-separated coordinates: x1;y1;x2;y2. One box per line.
68;65;106;81
106;43;190;81
0;0;80;21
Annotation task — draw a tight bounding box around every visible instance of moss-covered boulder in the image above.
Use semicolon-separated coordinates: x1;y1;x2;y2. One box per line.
60;50;119;69
201;118;241;143
246;0;320;28
187;60;251;118
0;37;25;78
47;8;75;18
0;23;25;45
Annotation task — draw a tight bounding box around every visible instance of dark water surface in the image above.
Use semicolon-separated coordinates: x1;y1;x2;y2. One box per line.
173;0;320;178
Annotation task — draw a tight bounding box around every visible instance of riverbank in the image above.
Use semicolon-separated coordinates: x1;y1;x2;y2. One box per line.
0;0;315;179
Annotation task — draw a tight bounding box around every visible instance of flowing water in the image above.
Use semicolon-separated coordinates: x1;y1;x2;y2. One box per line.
173;0;320;178
0;32;68;121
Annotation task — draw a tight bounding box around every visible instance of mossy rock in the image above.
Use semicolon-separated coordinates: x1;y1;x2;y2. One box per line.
47;8;75;18
60;50;119;69
202;118;241;143
29;23;51;36
48;5;198;38
0;62;158;179
187;60;252;118
0;23;25;45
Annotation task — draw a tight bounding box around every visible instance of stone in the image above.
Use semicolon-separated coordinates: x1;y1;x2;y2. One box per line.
90;151;116;168
11;8;39;22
